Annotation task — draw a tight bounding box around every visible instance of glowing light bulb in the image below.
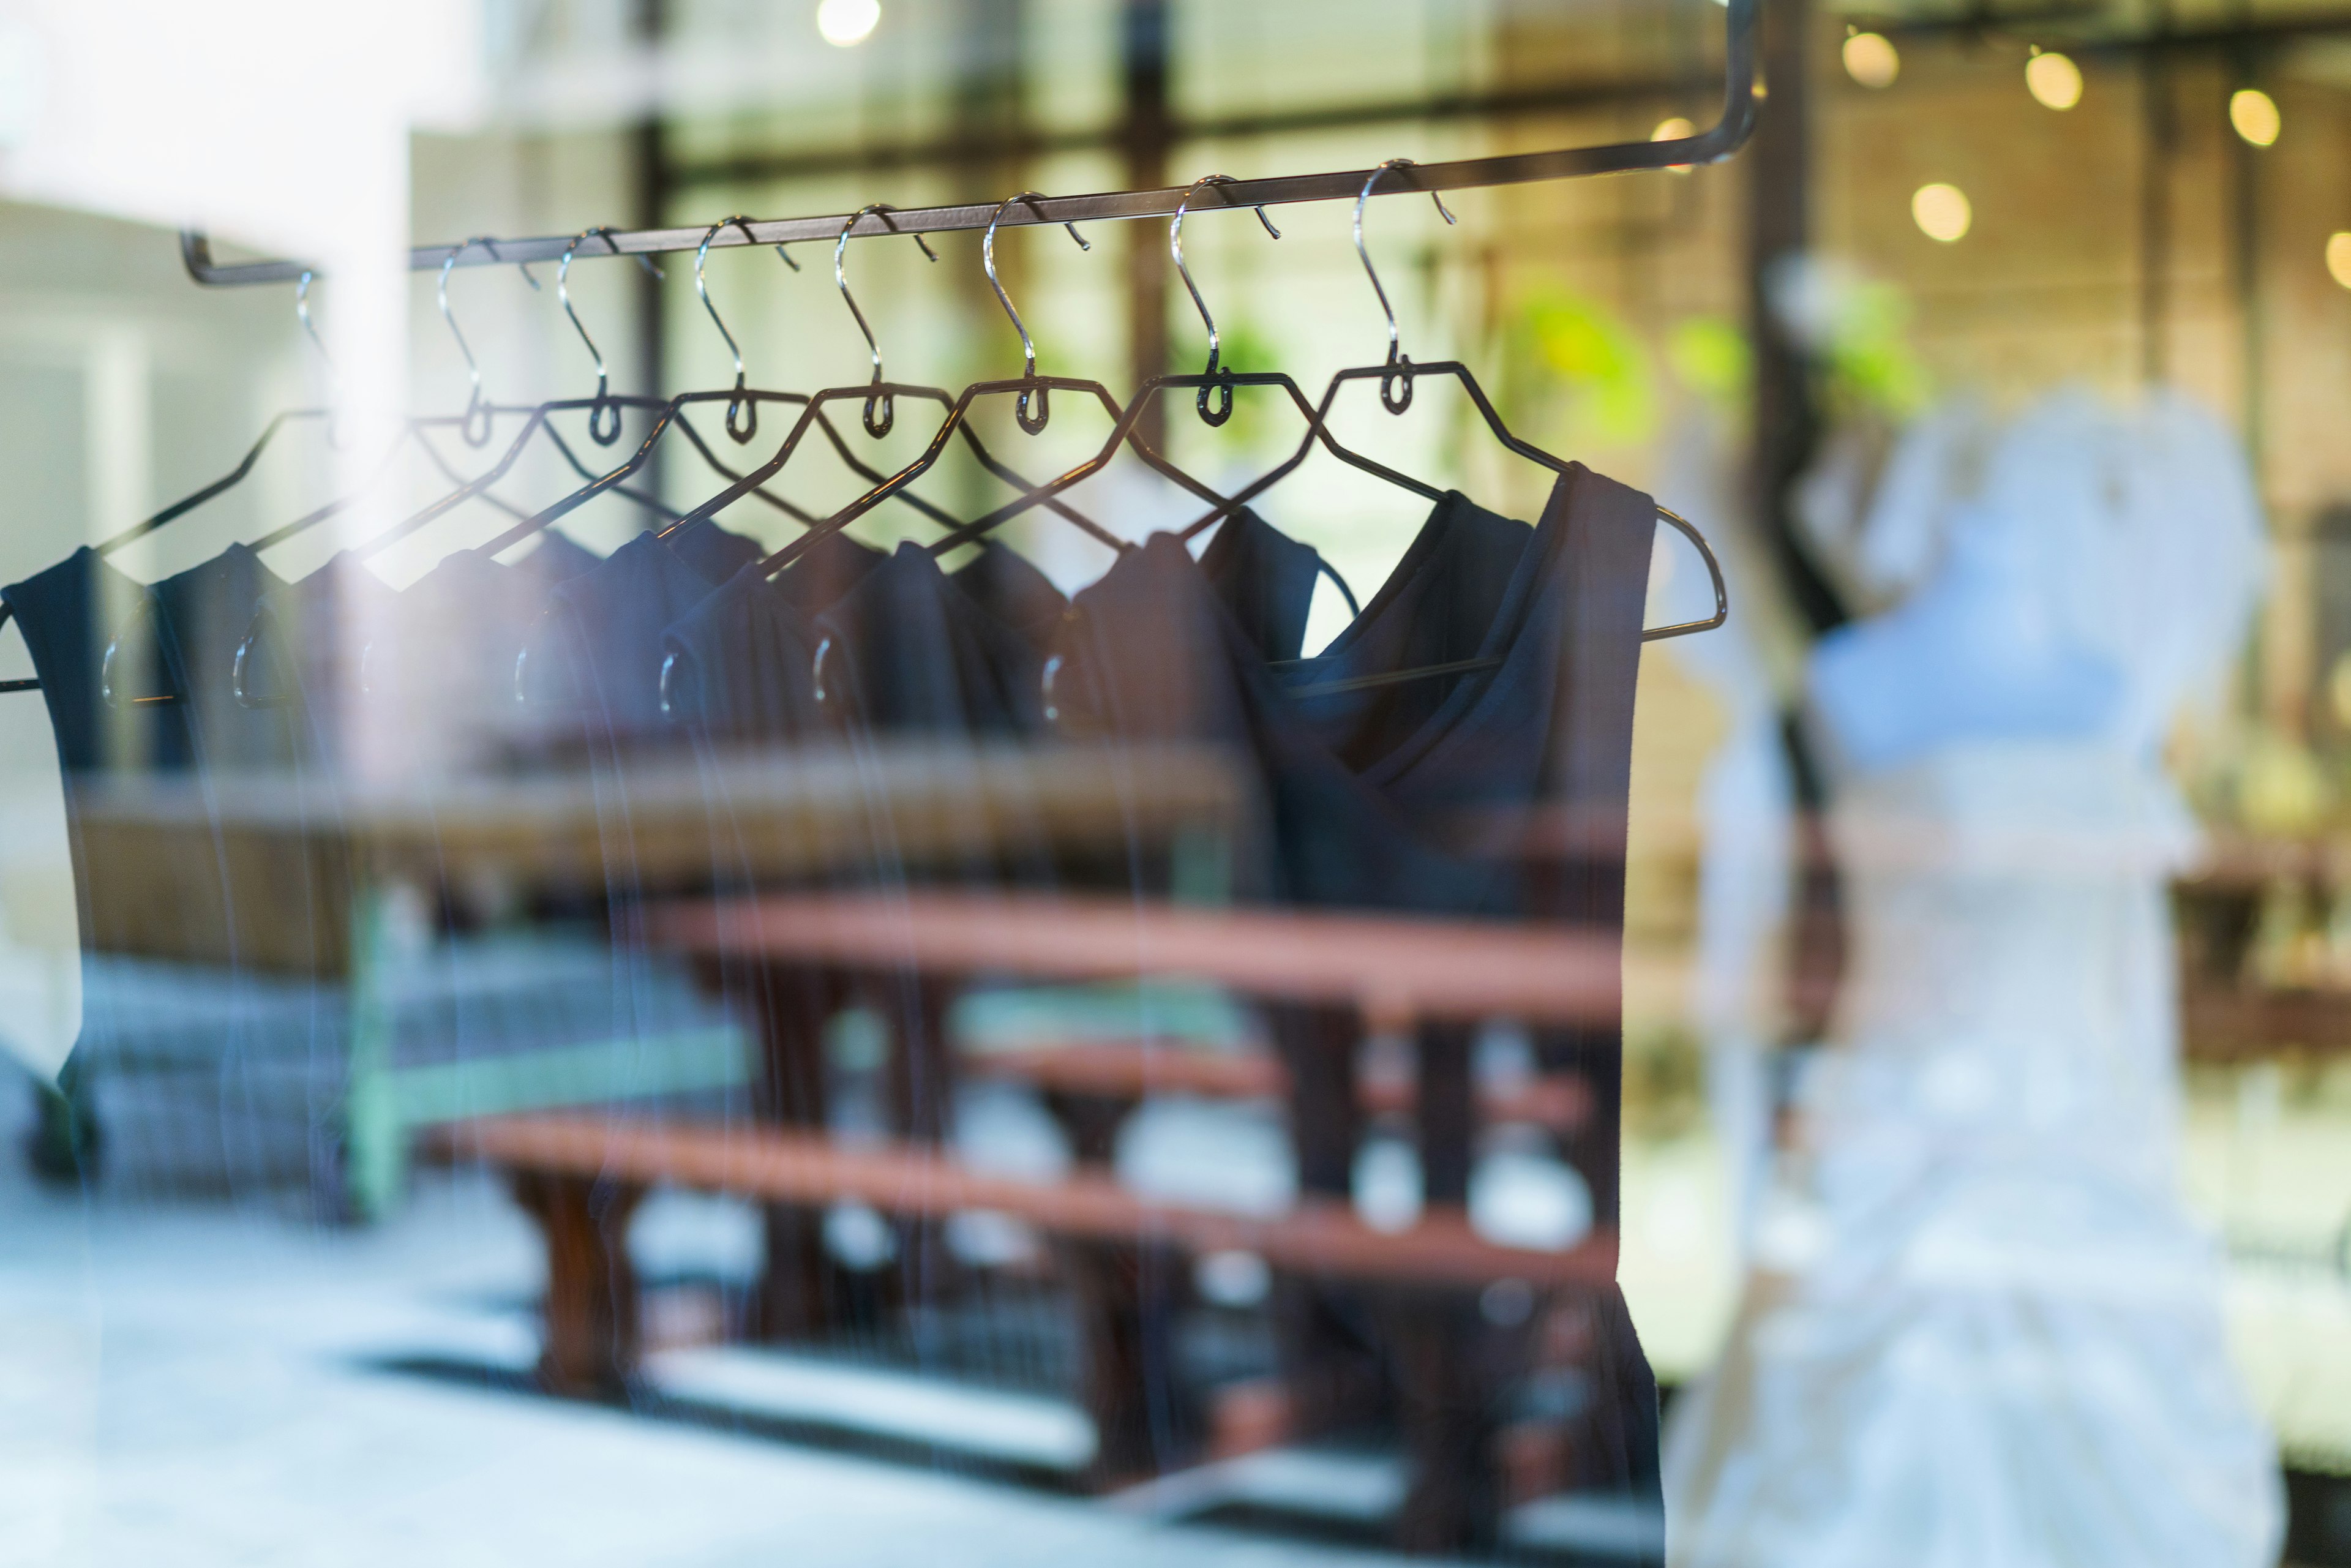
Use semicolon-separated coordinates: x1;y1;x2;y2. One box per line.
817;0;880;48
1911;182;1971;243
2230;88;2280;147
2026;50;2082;110
2326;232;2351;291
1843;31;1899;89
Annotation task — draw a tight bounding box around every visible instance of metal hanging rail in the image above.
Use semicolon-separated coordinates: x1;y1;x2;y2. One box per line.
179;0;1755;288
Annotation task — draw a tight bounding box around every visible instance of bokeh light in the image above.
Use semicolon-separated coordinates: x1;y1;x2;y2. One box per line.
1843;31;1899;89
817;0;880;48
2026;50;2082;111
1911;182;1972;242
2230;88;2281;147
2327;232;2351;290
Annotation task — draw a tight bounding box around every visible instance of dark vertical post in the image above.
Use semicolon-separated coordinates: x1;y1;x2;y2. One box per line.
1122;0;1174;454
2139;16;2175;385
2230;51;2266;482
629;0;669;500
1747;0;1839;637
1746;0;1848;1062
950;0;1029;513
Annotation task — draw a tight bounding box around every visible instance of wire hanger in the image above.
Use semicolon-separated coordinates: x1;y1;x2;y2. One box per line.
346;225;802;563
630;200;1124;569
915;176;1432;565
465;208;1073;566
1261;159;1723;702
781;188;1292;570
1311;160;1723;660
740;194;1135;575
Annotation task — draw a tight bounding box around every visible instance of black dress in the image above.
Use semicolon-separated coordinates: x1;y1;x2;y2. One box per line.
1051;469;1664;1514
3;549;173;1084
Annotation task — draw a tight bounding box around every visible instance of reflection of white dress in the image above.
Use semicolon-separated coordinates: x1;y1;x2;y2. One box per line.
1665;389;2282;1566
1668;745;2280;1565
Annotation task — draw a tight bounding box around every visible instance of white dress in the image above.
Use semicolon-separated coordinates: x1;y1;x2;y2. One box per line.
1664;389;2282;1567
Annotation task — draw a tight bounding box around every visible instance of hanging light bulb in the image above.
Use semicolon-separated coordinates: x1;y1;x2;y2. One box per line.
2230;88;2281;147
1911;182;1972;243
1843;29;1900;89
2325;233;2351;291
2025;48;2083;111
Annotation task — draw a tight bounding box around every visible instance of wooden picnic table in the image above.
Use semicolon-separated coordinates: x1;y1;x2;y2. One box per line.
650;887;1639;1542
653;888;1640;1213
59;741;1243;1217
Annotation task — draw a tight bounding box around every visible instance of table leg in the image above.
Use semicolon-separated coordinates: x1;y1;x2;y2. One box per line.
512;1170;647;1398
1265;1003;1386;1436
1415;1018;1478;1210
1382;1289;1507;1555
1059;1236;1198;1488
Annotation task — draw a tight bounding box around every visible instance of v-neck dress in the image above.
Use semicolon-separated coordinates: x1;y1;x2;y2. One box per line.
1051;467;1665;1510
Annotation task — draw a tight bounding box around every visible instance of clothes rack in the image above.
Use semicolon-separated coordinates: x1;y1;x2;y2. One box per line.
174;0;1754;287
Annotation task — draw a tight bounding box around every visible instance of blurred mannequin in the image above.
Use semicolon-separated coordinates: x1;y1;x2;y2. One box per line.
1664;388;2282;1566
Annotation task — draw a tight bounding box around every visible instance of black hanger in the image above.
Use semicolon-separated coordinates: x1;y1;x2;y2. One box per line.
909;179;1414;578
756;190;1313;581
588;202;1124;576
748;195;1133;576
1260;159;1724;699
450;209;1108;569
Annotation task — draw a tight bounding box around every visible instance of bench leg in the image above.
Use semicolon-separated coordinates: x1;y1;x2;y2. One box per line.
512;1172;646;1398
1060;1238;1196;1488
1267;1004;1387;1437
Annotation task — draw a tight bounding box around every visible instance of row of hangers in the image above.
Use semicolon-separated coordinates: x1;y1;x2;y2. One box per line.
2;161;1727;718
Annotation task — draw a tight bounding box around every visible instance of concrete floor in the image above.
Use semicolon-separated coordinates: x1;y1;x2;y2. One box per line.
0;1146;1465;1568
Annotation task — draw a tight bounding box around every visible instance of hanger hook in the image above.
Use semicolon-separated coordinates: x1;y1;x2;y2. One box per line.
560;225;662;446
1172;174;1280;427
833;203;937;440
294;269;347;449
1354;159;1454;416
696;216;765;444
438;236;539;446
296;269;332;375
984;191;1090;434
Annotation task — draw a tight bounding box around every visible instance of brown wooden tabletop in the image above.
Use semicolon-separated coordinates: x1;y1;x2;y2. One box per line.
651;889;1632;1030
68;741;1242;973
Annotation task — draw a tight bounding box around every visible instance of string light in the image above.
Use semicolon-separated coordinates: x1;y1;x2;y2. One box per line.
1911;182;1972;242
2230;88;2281;146
817;0;880;48
1843;30;1900;89
2326;233;2351;291
2026;48;2082;110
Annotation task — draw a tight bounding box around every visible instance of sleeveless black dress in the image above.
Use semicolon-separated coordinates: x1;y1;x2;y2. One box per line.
4;548;174;1094
1051;468;1663;1512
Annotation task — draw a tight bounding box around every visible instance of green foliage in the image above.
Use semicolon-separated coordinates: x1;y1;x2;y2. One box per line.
1495;284;1657;448
1821;275;1932;419
1666;315;1750;409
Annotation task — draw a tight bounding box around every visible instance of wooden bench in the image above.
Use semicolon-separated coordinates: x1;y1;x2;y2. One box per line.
457;1109;1616;1546
648;890;1642;1548
961;1040;1595;1163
